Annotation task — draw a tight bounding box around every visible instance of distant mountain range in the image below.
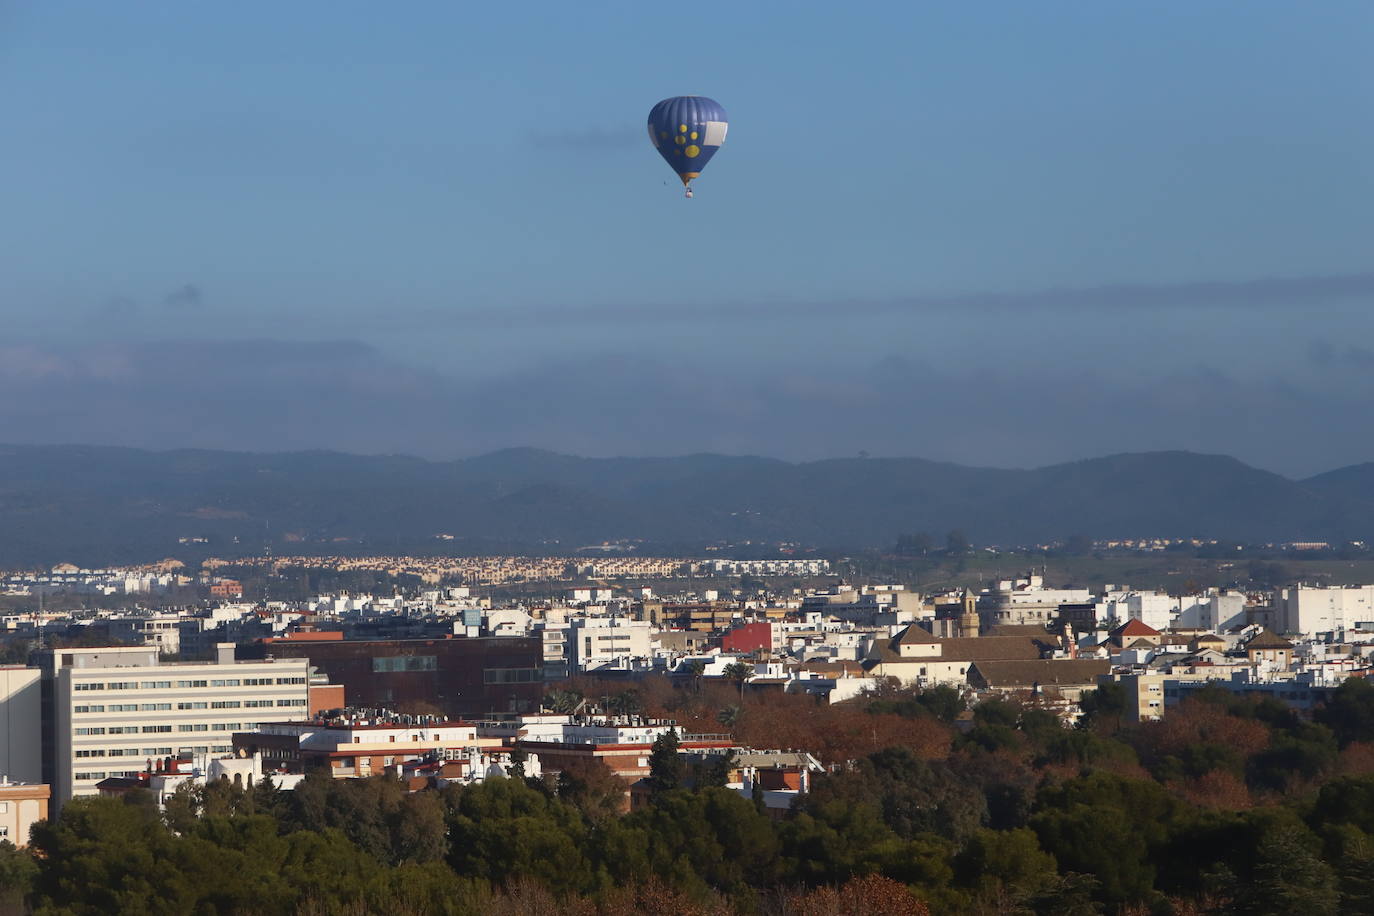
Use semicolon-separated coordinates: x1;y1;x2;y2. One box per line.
0;444;1372;567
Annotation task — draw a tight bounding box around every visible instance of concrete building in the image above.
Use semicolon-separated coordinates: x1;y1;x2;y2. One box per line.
242;633;544;718
0;666;42;784
538;623;570;681
1243;629;1295;667
496;714;733;808
1275;586;1374;638
966;658;1110;701
720;621;775;656
95;754;307;806
567;618;653;673
1110;672;1169;723
863;625;1058;687
233;708;504;779
979;573;1092;629
1175;592;1248;632
105;614;187;655
37;644;316;807
0;779;49;846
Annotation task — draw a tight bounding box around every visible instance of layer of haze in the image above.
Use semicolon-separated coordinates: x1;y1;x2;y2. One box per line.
1;2;1371;477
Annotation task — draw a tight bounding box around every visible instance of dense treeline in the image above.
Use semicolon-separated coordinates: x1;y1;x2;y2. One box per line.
8;678;1374;913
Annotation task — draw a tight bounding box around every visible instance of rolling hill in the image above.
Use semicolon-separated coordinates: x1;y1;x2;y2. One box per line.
0;444;1370;566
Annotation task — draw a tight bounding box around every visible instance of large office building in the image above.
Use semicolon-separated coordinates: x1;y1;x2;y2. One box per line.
37;645;321;807
241;633;544;718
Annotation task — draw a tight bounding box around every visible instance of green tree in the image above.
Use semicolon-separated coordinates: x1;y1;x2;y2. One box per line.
945;530;971;555
691;751;737;790
1077;681;1127;733
894;533;934;557
0;840;36;914
916;685;967;724
444;776;597;897
1030;772;1191;906
1230;826;1339;915
1314;677;1374;747
1061;534;1094;556
506;746;529;779
953;827;1059;907
647;727;684;794
801;748;987;843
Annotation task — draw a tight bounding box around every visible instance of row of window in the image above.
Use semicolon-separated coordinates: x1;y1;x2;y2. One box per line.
371;656;437;673
483;667;542;684
73;676;300;691
76;725;145;735
75;698;305;714
76;747;174;759
76;720;266;740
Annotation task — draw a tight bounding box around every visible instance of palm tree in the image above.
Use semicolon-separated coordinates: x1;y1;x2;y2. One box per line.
683;659;706;694
717;704;742;728
606;689;643;717
721;660;754;702
542;687;583;714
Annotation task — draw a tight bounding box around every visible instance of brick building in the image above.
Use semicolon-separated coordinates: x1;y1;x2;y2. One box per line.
242;635;544;718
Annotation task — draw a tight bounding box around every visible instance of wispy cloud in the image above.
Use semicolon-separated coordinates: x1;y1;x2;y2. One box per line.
419;271;1374;328
2;338;1373;477
163;284;203;309
1308;339;1374;371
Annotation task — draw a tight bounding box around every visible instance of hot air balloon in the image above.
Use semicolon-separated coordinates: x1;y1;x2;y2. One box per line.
647;96;727;198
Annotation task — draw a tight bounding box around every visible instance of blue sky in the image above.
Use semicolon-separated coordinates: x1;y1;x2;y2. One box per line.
1;2;1372;473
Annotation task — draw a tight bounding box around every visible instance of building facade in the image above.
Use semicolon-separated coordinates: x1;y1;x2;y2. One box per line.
38;645;314;807
0;780;49;846
0;666;42;784
245;635;544;718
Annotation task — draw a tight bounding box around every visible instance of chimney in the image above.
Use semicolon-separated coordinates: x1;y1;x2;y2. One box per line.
216;643;236;665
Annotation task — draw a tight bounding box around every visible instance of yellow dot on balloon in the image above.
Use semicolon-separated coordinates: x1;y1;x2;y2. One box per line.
690;131;698;140
659;131;667;140
675;135;685;145
679;124;687;132
684;144;700;158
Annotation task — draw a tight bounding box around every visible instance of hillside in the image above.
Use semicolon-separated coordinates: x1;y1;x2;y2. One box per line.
0;444;1370;566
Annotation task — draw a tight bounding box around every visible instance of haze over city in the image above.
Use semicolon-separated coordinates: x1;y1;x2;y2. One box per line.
2;2;1371;475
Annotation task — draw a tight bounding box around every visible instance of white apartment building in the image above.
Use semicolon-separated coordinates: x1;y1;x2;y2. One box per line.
567;617;653;672
538;623;570;681
474;713;676;745
1175;592;1248;632
40;645;315;807
104;613;187;655
237;710;502;779
1275;586;1374;638
1124;593;1179;631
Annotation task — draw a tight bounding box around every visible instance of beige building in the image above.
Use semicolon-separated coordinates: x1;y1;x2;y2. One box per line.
863;625;1058;687
1244;629;1294;667
39;645;316;808
0;780;49;846
1109;672;1168;722
966;659;1110;701
0;666;42;784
